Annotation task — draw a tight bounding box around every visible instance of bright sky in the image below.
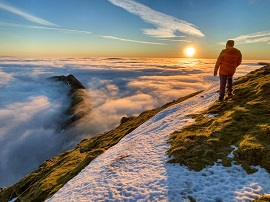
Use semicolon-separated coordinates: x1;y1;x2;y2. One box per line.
0;0;269;59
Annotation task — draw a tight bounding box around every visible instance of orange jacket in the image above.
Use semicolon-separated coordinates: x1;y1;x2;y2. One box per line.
214;47;242;76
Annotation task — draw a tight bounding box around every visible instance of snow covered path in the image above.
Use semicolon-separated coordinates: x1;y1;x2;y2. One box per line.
48;83;270;202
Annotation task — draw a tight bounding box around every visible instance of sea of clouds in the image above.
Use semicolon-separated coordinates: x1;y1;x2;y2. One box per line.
0;57;265;187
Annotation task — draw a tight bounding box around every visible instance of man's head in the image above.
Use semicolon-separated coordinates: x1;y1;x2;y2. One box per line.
226;40;235;48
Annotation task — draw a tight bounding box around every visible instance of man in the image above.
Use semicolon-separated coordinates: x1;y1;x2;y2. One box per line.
214;40;242;101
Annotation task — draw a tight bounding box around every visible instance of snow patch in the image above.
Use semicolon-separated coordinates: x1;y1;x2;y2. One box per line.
204;113;218;118
228;145;238;159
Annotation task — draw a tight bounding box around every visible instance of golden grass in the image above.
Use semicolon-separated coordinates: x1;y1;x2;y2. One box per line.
167;65;270;200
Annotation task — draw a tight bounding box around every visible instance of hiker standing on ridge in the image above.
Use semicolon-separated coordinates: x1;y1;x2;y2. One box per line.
214;40;242;101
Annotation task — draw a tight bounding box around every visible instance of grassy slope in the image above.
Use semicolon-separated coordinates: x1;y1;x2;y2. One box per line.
168;65;270;200
0;91;201;202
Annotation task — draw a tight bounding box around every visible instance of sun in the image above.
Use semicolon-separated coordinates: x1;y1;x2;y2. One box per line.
184;46;196;57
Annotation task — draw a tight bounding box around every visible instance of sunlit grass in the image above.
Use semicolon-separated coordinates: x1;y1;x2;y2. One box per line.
168;65;270;174
168;66;270;201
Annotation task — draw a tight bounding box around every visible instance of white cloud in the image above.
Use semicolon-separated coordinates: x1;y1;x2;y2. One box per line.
98;93;156;115
244;36;270;44
233;31;270;41
159;38;192;43
0;22;92;35
108;0;205;38
0;71;13;85
218;30;270;45
30;25;92;35
0;2;57;26
101;35;166;45
143;27;177;38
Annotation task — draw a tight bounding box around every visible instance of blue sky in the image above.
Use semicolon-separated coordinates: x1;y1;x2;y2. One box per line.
0;0;269;59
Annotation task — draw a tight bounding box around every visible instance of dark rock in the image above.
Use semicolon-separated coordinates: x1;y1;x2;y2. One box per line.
50;74;86;90
258;62;270;66
120;116;135;124
80;147;91;153
49;74;91;131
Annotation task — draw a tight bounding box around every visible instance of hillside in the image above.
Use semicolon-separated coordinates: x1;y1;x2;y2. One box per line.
1;65;270;201
168;65;270;174
0;90;201;201
167;65;270;201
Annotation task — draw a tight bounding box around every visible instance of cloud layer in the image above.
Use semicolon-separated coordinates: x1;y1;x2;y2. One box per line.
108;0;205;38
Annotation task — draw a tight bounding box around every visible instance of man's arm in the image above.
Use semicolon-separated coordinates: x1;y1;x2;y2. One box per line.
237;51;242;67
214;51;223;76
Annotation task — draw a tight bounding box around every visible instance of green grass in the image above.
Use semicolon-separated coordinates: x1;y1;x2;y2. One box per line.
168;65;270;200
0;90;202;202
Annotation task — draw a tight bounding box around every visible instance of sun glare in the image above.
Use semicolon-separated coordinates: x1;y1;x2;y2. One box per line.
185;47;195;57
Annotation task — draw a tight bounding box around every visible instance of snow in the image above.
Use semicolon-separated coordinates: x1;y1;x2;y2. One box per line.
47;83;270;202
228;145;239;159
8;198;17;202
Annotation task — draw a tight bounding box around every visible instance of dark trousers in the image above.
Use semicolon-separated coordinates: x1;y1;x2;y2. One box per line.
219;75;233;99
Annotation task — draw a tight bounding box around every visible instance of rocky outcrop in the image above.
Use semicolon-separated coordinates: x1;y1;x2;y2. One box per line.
120;116;136;124
258;62;270;66
50;74;91;131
